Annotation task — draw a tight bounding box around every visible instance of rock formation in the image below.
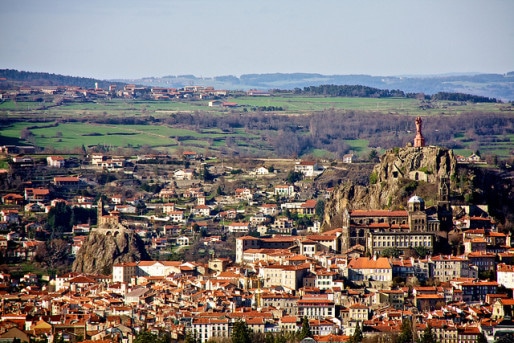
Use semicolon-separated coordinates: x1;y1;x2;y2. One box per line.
72;230;151;275
323;146;457;230
72;198;151;274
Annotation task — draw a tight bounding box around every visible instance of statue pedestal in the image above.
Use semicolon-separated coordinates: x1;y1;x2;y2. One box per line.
414;134;425;147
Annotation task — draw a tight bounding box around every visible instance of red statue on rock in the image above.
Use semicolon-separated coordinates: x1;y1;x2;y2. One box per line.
414;116;425;147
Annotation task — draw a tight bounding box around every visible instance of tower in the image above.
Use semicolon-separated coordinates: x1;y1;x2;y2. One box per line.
407;195;427;232
413;116;426;147
437;177;452;231
340;208;351;253
97;198;104;225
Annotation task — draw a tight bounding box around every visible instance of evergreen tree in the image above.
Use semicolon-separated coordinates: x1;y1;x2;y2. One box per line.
476;332;487;343
418;325;437;343
232;320;253;343
52;332;65;343
298;316;312;340
315;199;325;219
349;321;363;343
184;330;200;343
397;318;413;343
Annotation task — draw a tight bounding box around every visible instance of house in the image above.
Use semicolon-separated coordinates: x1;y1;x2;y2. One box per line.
162;203;176;214
300;199;317;215
24;188;50;203
46;155;65;168
497;263;514;289
347;256;392;284
2;193;24;205
294;161;321;177
255;166;270;175
174;169;195;180
177;236;190;246
1;209;19;224
342;153;355;164
297;296;336;319
468;153;481;163
182;151;198;160
227;222;250;234
259;204;278;216
24;202;45;212
208;100;223;107
191;317;230;343
235;188;253;201
53;176;83;189
115;205;137;214
193;205;211;217
167;210;185;223
429;255;478;282
274;185;295;198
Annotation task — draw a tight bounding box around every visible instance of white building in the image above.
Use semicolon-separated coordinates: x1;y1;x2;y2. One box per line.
497;263;514;289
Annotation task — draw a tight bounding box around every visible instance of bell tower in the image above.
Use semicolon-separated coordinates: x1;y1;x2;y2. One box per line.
97;198;104;225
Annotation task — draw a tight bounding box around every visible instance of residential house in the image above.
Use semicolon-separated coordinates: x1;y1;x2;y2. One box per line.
497;263;514;289
46;156;65;168
259;204;278;216
1;209;19;224
235;188;253;201
174;169;195;180
429;255;478;282
193;205;211;217
2;193;24;205
227;222;250;234
191;317;229;343
294;161;320;177
255;166;270;175
298;295;336;319
342;153;355;164
347;256;392;284
53;176;83;189
24;188;50;203
274;185;295;198
167;211;185;223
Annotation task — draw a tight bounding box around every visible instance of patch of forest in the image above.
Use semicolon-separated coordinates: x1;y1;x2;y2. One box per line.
0;69;127;90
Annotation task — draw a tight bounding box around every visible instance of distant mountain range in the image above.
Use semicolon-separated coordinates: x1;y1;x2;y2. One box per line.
115;72;514;101
2;69;514;101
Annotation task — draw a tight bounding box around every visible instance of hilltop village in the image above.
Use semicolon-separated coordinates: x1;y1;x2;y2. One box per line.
0;121;513;343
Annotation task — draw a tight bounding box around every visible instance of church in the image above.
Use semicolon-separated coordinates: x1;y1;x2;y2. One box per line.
339;117;453;256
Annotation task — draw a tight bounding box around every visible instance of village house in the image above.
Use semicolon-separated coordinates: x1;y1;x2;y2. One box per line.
24;188;50;203
497;263;514;290
294;161;321;177
347;256;392;285
46;155;66;168
2;193;24;205
274;185;295;198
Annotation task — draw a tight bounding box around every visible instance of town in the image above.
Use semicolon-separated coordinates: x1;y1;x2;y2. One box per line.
0;113;513;343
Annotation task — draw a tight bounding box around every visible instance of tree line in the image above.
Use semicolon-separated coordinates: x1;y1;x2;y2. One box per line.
296;84;500;103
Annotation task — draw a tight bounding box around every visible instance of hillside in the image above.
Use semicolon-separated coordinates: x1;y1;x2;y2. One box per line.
2;69;513;100
117;72;514;101
0;69;127;90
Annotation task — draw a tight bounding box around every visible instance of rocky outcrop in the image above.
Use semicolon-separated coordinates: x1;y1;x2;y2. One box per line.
72;231;151;275
323;146;456;229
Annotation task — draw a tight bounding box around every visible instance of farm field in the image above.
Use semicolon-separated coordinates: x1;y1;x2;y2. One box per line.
1;96;510;118
1;96;513;159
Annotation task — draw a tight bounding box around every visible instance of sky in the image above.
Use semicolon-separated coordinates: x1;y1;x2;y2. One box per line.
1;0;513;80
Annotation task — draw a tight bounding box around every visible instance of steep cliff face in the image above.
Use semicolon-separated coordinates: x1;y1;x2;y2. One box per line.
72;231;151;275
323;146;456;229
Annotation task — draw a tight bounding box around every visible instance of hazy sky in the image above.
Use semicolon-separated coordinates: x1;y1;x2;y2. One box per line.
1;0;513;80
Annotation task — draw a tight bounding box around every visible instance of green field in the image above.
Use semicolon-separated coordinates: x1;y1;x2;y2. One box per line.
1;97;512;158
